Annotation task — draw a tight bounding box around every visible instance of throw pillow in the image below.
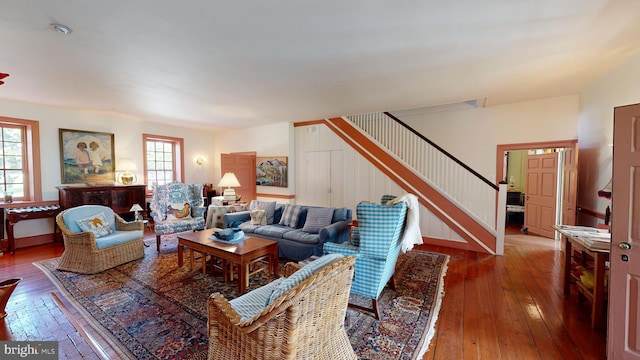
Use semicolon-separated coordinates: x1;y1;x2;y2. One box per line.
250;201;276;224
301;207;335;234
166;202;192;220
75;212;114;238
250;209;267;226
279;204;304;228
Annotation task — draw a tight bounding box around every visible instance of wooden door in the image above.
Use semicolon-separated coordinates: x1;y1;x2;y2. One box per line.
524;152;558;238
608;103;640;359
220;152;256;203
561;146;579;226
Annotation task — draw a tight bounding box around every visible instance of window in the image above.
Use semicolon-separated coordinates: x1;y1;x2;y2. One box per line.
0;116;40;202
143;134;184;192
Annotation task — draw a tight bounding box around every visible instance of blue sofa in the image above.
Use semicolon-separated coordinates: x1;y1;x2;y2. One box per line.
223;202;352;261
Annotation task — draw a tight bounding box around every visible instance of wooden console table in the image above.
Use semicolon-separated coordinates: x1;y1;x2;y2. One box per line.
57;184;146;219
556;225;610;330
5;205;61;255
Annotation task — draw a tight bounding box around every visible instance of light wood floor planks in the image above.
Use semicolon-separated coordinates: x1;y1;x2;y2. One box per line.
422;232;606;360
1;230;606;359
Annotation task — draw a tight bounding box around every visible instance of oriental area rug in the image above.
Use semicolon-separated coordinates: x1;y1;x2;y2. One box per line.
34;237;449;360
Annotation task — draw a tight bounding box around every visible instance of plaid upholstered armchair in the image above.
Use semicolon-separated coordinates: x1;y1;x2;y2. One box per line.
150;181;205;251
323;199;408;319
349;194;397;246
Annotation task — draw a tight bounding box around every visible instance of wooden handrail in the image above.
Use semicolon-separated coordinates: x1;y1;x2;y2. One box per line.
383;111;499;191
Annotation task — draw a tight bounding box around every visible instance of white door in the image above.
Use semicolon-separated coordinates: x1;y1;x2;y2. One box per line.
608;103;640;359
301;150;343;207
301;151;331;207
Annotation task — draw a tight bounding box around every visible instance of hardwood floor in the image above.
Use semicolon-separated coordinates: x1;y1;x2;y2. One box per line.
0;231;606;359
422;232;606;360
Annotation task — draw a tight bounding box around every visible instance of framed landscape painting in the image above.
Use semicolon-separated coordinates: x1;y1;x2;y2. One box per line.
59;128;115;184
256;156;287;187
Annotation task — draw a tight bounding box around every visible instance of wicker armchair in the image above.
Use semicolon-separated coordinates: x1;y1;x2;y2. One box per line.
56;205;145;274
207;255;357;360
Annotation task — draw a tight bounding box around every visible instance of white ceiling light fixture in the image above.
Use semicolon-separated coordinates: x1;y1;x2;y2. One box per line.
51;23;72;35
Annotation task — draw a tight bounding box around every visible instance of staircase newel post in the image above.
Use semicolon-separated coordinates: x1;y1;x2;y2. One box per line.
496;182;508;255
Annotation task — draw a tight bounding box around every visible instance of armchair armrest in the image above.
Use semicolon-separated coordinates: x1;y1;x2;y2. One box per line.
114;215;144;231
150;209;163;223
319;220;349;244
192;205;206;218
223;211;251;228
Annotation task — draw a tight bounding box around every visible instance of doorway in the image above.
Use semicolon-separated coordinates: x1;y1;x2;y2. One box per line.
496;139;579;240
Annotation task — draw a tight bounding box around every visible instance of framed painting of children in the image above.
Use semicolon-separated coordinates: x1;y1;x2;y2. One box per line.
59;129;115;184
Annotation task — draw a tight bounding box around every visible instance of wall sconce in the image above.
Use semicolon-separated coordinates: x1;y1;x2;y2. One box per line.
116;158;138;185
217;172;241;202
196;157;205;166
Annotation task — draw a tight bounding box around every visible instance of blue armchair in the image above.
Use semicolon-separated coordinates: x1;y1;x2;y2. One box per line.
323;199;408;319
350;194;397;246
150;181;205;251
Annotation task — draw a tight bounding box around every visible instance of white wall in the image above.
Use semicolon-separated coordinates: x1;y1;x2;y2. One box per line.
396;95;579;181
0;98;216;238
578;51;640;224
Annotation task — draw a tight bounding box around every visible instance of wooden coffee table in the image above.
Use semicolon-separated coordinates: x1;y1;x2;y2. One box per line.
177;228;279;293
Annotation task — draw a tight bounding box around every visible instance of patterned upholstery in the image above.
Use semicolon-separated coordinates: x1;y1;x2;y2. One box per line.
150;181;205;251
323;199;408;319
350;194;397;247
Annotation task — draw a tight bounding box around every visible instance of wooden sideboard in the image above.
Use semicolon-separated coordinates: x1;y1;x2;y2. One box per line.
57;185;147;218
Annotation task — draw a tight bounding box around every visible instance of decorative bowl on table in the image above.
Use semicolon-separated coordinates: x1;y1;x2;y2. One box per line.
213;229;235;241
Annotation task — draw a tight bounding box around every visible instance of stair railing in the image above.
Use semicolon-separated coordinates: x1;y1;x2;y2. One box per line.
346;111;499;230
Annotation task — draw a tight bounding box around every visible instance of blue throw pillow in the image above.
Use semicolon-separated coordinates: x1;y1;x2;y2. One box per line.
279;204;304;228
301;207;334;234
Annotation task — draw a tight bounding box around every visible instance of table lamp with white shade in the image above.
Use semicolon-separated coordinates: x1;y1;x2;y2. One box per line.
130;203;144;221
217;172;241;202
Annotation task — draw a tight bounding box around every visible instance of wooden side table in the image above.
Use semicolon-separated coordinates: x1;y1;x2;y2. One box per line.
561;233;610;330
5;205;61;255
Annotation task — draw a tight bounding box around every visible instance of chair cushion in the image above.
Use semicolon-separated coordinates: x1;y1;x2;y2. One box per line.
254;225;294;239
166;202;192;220
250;201;276;224
279;204;304;228
95;230;144;249
265;254;343;305
229;277;286;321
75;212;114;238
301;207;334;234
281;229;320;245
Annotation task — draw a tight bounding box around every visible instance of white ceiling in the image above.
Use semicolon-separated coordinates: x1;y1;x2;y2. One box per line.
1;1;640;130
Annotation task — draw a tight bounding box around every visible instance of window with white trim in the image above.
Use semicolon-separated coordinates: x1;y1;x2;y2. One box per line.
0;117;40;201
143;134;184;192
